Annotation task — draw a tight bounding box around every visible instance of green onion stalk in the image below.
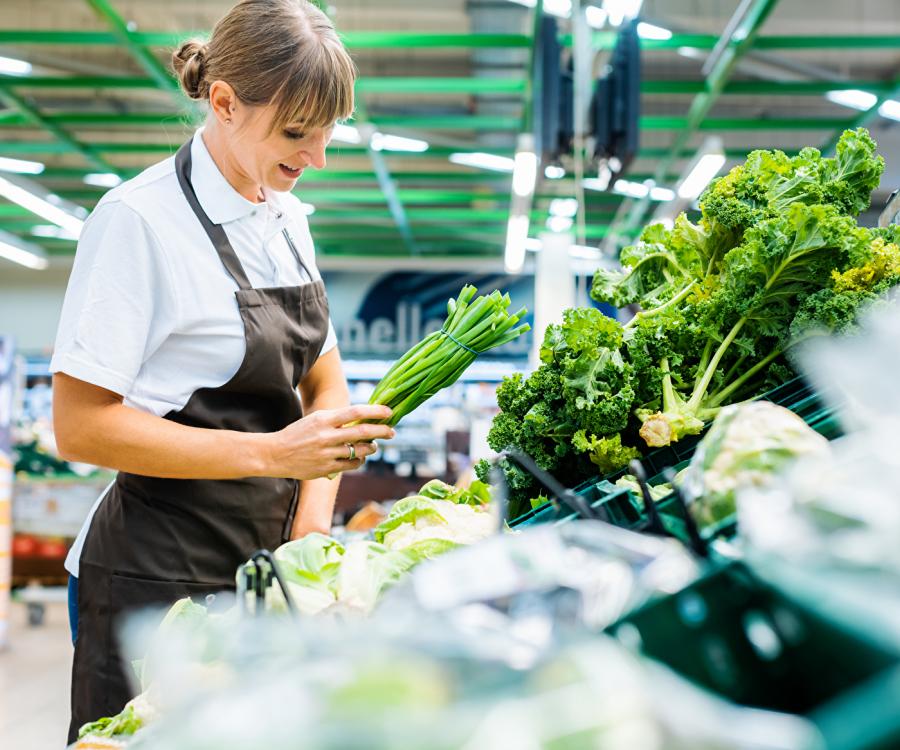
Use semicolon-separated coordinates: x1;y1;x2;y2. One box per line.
368;285;530;426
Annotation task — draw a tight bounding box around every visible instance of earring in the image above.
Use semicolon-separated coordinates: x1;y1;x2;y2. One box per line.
225;118;232;124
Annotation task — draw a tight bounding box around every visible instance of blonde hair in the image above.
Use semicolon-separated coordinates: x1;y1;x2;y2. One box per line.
172;0;356;132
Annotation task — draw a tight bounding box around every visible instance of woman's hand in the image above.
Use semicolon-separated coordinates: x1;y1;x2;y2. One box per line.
264;404;395;480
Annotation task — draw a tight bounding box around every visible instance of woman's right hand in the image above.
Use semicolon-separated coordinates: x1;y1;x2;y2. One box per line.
264;404;395;480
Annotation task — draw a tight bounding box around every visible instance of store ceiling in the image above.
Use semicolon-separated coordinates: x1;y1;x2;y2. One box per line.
0;0;899;266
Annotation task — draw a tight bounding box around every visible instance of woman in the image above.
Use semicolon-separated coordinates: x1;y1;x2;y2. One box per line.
52;0;392;740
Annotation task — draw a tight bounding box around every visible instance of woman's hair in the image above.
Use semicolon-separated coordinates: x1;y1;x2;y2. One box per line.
172;0;356;132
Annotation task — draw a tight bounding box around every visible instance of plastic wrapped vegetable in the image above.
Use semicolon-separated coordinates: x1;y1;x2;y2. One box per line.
686;401;831;529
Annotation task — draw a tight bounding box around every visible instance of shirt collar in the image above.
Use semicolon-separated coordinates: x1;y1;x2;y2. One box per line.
189;129;260;225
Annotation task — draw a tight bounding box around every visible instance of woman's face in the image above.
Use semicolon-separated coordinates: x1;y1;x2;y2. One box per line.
231;103;333;193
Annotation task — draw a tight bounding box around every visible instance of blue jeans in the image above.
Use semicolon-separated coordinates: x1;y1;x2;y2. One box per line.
68;575;78;645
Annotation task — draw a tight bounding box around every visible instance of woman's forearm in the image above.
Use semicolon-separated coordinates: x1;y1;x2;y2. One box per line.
54;373;271;479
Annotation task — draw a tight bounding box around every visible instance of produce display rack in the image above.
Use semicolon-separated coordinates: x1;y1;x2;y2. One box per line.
509;375;842;546
607;562;900;750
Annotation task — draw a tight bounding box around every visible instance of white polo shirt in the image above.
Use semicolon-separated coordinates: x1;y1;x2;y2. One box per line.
53;129;337;576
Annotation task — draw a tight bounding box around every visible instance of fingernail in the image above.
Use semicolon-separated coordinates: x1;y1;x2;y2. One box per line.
389;429;396;438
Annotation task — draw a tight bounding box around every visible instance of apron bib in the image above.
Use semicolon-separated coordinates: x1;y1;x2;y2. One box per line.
68;140;330;741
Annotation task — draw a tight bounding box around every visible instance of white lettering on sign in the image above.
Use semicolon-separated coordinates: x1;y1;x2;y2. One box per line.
337;301;530;356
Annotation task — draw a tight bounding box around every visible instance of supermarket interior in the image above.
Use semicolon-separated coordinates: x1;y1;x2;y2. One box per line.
2;0;900;748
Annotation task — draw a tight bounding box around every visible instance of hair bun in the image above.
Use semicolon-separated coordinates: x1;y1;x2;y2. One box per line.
172;39;210;100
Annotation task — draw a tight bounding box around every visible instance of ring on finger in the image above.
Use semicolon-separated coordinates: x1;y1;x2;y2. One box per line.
345;442;357;461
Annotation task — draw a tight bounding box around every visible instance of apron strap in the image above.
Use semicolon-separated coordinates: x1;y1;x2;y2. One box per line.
282;229;315;281
175;140;253;291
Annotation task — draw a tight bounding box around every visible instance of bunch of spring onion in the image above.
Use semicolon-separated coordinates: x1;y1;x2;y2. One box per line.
368;286;530;426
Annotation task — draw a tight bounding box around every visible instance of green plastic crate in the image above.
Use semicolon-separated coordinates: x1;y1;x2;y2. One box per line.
607;563;900;750
510;479;636;529
508;375;842;538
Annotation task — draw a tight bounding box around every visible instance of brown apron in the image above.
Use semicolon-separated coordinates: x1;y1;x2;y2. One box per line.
68;140;331;742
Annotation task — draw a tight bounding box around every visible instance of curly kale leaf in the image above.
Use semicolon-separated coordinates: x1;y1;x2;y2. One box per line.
820;127;885;216
572;431;641;474
591;222;703;309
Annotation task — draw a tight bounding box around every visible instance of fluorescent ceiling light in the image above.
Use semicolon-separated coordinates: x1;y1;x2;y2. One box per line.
0;174;85;237
0;240;48;270
878;100;900;122
585;6;608;28
505;214;529;274
0;229;48;270
370;132;429;153
637;22;672;40
613;179;650;198
512;148;538;198
31;224;79;241
544;165;566;179
549;197;579;217
612;179;674;201
449;152;515;173
546;215;574;232
0;156;44;175
544;0;573;16
507;0;571;17
603;0;643;27
584;163;613;192
678;152;726;200
83;172;122;188
677;46;704;59
583;177;609;191
570;244;602;260
826;89;878;111
0;55;31;76
332;123;362;144
525;238;543;252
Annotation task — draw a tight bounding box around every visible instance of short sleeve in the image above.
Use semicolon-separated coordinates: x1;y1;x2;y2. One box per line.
319;319;338;357
50;201;179;396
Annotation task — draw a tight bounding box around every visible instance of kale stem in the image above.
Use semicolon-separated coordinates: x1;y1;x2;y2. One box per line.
693;340;715;390
659;357;679;414
687;317;746;413
623;281;698;330
705;348;782;409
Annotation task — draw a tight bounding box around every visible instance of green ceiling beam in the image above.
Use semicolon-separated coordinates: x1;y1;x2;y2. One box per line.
0;75;525;96
641;79;900;96
0;112;521;131
0;30;533;48
579;32;718;50
83;0;181;96
2;111;849;132
0;75;157;89
0;88;115;173
0;141;518;157
754;35;900;50
356;77;525;95
34;166;510;184
1;29;896;51
583;33;900;51
0;140;790;161
370;115;520;130
0;204;36;217
641;115;856;131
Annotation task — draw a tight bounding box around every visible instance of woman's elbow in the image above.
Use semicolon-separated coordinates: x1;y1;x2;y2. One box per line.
54;418;87;463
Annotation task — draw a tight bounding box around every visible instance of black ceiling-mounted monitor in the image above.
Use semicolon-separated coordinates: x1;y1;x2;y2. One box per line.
534;15;561;165
591;18;641;173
